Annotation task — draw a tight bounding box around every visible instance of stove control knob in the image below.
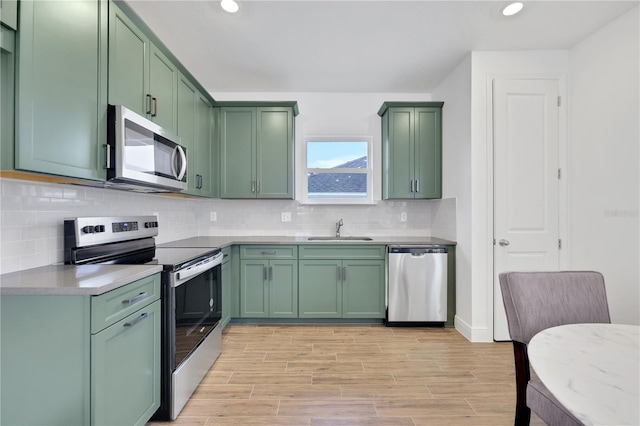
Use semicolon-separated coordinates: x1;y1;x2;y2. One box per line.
95;225;105;233
81;226;95;234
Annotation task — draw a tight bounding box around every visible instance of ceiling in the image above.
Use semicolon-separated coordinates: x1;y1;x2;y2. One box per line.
126;0;638;94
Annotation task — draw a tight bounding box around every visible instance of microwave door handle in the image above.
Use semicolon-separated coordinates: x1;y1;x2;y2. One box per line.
176;145;187;181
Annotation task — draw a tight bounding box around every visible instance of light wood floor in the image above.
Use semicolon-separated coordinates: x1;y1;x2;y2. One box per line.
148;324;545;425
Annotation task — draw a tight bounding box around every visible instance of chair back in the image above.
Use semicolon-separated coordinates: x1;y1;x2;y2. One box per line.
499;271;611;344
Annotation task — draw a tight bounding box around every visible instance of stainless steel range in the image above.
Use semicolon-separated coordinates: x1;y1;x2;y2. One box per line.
64;216;223;421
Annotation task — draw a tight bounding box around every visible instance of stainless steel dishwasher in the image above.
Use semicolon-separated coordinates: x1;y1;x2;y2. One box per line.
387;245;448;326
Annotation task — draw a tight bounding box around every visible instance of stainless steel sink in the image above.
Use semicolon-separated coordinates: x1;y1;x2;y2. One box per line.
307;236;373;241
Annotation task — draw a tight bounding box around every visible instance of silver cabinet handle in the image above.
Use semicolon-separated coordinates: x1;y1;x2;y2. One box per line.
152;97;158;117
261;251;276;256
122;292;149;306
269;266;273;280
124;312;149;327
337;266;341;281
342;266;346;281
104;144;111;169
263;266;268;281
257;180;261;194
146;94;153;115
499;239;510;246
415;179;420;193
251;180;256;193
410;180;414;192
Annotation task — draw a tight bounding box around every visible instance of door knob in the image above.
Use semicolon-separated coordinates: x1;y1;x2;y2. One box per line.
499;239;510;246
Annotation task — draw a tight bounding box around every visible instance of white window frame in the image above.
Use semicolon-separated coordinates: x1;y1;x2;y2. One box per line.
302;135;374;205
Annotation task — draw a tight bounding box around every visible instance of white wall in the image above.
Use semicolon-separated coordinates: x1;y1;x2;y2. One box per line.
432;55;472;337
567;7;640;325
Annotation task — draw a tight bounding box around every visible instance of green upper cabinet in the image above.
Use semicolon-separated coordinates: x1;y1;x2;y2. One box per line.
379;102;443;199
219;102;297;199
193;93;217;197
1;26;15;171
16;0;108;180
108;2;178;134
177;73;217;197
0;0;18;30
179;83;216;197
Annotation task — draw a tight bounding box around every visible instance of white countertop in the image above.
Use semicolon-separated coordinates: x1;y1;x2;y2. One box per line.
0;264;163;296
528;323;640;426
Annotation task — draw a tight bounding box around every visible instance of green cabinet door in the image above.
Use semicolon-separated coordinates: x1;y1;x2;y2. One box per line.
16;0;108;180
240;259;269;317
220;107;256;198
342;260;385;318
193;94;216;197
268;260;298;317
256;107;294;198
149;44;178;133
177;74;197;191
108;2;149;117
91;300;161;426
384;107;415;199
298;259;342;318
1;26;15;170
380;102;443;199
414;108;442;199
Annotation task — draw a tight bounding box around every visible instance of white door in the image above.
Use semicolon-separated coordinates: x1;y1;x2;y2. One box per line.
493;78;560;341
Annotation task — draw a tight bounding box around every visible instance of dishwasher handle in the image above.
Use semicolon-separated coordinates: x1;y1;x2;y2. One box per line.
388;246;447;255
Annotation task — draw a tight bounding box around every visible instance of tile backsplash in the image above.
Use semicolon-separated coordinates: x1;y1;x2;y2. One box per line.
0;178;456;274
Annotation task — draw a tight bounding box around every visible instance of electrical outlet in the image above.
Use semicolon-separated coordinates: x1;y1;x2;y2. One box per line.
210;211;217;222
400;212;407;222
281;212;291;222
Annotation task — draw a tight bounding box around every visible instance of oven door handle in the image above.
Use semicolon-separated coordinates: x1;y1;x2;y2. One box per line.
173;252;224;288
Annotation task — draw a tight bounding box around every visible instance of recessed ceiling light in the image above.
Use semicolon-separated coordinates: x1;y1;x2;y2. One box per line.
221;0;239;13
502;2;524;16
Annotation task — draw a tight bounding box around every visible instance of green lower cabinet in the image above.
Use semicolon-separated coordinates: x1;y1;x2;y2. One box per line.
240;259;298;318
0;274;161;426
91;299;161;426
298;259;385;319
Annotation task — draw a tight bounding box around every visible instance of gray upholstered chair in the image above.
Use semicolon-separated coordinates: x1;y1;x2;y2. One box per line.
499;271;611;426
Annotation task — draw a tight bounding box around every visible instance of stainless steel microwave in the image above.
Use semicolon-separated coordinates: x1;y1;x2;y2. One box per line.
106;105;187;192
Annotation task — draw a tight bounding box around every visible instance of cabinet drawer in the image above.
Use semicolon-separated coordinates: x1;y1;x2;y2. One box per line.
298;245;386;260
91;273;161;333
240;245;297;259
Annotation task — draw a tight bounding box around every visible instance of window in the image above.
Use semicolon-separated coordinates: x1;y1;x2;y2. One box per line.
303;136;373;204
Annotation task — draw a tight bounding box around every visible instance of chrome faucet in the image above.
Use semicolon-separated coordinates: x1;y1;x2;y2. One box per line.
336;219;344;237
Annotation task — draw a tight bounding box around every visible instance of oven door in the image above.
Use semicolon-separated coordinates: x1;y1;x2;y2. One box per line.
159;252;223;420
172;261;222;369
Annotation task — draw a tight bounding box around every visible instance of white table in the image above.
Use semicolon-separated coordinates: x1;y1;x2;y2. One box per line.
528;323;640;426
